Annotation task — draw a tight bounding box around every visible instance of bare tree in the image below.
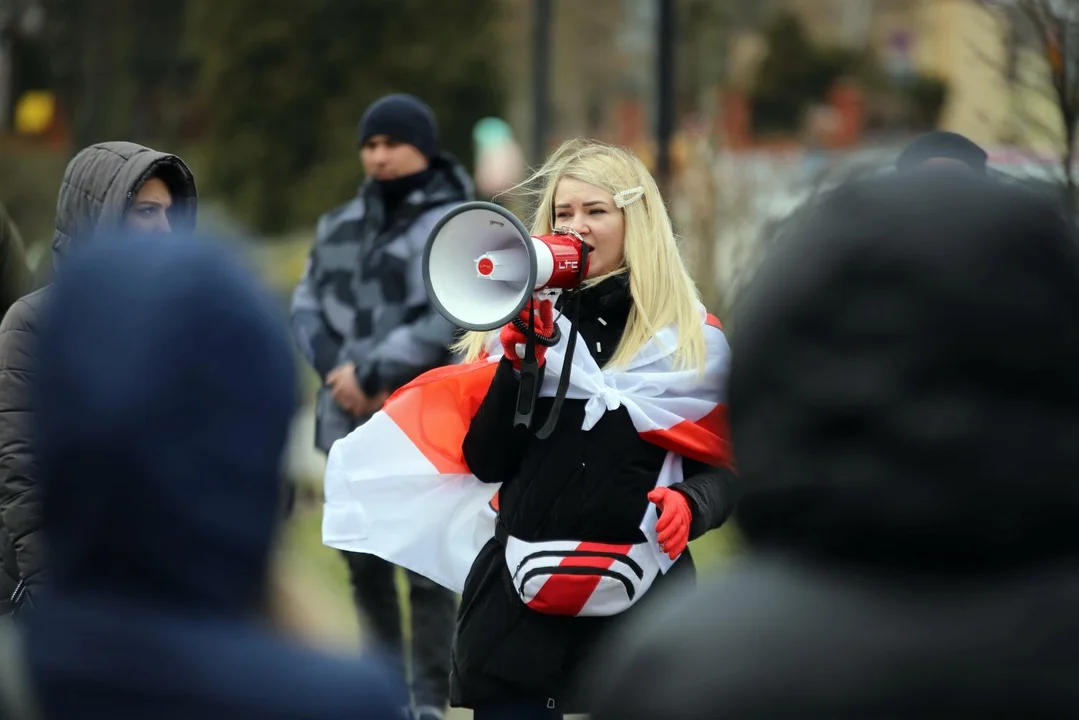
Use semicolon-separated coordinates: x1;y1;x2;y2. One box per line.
979;0;1079;214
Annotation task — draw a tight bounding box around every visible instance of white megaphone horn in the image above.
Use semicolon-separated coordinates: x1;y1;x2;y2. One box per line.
422;201;591;331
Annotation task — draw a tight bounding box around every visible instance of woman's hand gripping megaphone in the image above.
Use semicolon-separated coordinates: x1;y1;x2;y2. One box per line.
500;297;557;370
498;224;577;369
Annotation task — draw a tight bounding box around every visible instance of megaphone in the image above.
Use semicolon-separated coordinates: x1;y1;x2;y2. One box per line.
423;201;591;331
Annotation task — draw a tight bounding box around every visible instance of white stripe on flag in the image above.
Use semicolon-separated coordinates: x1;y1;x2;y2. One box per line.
322;412;498;593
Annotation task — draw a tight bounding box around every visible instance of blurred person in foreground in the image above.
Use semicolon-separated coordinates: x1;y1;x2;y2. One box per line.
323;139;738;719
585;170;1079;717
0;141;197;618
292;93;471;720
0;201;31;320
22;234;402;719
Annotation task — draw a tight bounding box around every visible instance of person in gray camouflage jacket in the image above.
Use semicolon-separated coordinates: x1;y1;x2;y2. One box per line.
291;94;471;720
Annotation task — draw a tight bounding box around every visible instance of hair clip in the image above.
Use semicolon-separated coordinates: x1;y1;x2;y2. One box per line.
613;186;645;209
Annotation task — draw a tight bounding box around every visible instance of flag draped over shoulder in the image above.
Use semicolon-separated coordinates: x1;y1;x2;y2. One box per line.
322;306;731;594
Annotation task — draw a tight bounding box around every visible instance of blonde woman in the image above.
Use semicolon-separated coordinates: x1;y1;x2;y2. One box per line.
449;139;738;719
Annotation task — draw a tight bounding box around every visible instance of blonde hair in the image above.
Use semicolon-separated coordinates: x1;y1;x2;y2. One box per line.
452;138;706;371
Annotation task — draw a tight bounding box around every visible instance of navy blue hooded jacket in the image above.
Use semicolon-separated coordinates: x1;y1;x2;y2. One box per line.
25;234;402;719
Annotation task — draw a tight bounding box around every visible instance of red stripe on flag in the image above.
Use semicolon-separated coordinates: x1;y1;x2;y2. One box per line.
526;542;634;616
382;361;498;474
639;403;733;467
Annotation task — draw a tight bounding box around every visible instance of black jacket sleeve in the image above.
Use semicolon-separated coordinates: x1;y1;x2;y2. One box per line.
461;357;540;484
672;458;738;541
0;293;47;594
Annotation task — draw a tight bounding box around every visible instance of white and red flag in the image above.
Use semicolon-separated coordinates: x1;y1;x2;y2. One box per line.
322;306;732;603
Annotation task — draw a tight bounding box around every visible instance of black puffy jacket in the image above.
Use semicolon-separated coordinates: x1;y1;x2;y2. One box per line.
0;287;46;610
0;142;196;613
449;276;737;711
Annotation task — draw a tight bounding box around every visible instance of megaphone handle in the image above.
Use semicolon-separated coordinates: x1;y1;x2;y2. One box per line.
513;304;542;429
513;353;541;429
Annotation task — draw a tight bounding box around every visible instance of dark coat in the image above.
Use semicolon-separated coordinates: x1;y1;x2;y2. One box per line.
450;276;737;712
0;142;197;612
25;234;401;719
585;172;1079;718
0;286;46;613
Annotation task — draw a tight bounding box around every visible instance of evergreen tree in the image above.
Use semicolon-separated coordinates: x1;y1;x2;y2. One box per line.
184;0;505;234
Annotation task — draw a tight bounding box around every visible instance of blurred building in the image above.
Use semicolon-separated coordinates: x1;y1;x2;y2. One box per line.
915;0;1065;157
783;0;1067;155
488;0;1071;184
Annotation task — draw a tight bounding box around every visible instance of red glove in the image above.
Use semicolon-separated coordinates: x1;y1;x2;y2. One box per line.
500;298;554;370
648;487;692;560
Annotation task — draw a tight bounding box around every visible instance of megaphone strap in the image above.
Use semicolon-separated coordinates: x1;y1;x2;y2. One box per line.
533;243;592;440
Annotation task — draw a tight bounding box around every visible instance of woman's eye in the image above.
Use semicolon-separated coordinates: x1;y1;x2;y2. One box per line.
589;209;606;215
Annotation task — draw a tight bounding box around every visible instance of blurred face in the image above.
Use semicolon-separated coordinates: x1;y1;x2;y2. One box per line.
126;177;173;233
360;135;429;181
553;177;626;279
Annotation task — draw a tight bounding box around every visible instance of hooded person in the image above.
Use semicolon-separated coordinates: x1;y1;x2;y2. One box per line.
584;170;1079;717
21;233;402;719
0;141;197;615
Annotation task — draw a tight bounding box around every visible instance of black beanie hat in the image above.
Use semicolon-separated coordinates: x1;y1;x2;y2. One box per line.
357;93;439;159
896;131;988;175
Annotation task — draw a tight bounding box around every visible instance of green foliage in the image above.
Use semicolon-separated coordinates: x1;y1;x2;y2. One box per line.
753;13;817;100
676;0;729;114
904;74;950;131
184;0;505;235
750;12;874;135
40;0;190;148
0;138;67;252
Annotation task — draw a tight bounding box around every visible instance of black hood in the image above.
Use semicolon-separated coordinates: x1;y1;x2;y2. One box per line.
728;171;1079;572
